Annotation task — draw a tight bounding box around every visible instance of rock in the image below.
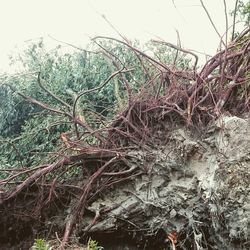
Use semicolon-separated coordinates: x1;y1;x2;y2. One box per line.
80;116;250;249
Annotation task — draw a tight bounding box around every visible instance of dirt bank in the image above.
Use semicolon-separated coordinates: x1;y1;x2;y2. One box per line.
1;115;249;249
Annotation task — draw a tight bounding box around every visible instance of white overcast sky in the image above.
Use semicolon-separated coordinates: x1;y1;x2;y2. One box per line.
0;0;242;72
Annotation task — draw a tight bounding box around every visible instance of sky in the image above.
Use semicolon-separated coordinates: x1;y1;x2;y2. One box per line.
0;0;241;72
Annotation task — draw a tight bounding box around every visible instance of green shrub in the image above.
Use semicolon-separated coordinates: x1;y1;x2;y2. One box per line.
32;239;52;250
87;238;103;250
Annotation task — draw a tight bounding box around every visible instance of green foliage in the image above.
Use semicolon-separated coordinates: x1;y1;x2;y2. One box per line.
32;239;52;250
238;0;250;24
232;0;250;25
87;238;103;250
0;38;192;171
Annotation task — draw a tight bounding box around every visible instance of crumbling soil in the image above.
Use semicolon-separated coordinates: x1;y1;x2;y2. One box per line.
0;115;249;249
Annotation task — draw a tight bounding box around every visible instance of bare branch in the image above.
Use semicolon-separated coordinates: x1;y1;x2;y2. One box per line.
8;86;104;142
151;40;199;72
72;68;133;119
223;0;229;46
232;0;240;41
37;72;71;110
200;0;226;47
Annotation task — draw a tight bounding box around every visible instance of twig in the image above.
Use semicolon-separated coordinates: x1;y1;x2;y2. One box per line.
232;0;240;41
223;0;228;46
8;85;105;143
93;36;173;73
60;156;118;249
72;68;131;120
151;40;198;73
48;35;98;54
2;159;67;201
200;0;226;47
0;164;48;186
37;72;71;110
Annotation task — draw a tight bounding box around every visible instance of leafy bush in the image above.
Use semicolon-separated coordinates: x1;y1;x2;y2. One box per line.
32;239;52;250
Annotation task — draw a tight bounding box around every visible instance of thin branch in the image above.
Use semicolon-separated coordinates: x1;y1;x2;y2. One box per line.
8;86;104;142
99;16;153;82
232;0;239;41
48;35;98;54
151;40;198;72
2;159;66;201
173;29;181;68
101;14;129;43
223;0;228;46
93;36;173;73
15;90;68;116
92;40;132;101
60;156;119;249
72;68;132;119
37;72;71;110
0;164;48;186
200;0;226;47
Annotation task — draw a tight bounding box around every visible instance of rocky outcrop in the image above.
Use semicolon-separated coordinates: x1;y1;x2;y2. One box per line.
81;116;250;249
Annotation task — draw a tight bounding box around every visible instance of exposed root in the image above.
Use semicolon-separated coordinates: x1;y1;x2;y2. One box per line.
0;27;250;248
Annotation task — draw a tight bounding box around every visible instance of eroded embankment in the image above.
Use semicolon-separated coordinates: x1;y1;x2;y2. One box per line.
77;115;250;249
0;115;249;250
